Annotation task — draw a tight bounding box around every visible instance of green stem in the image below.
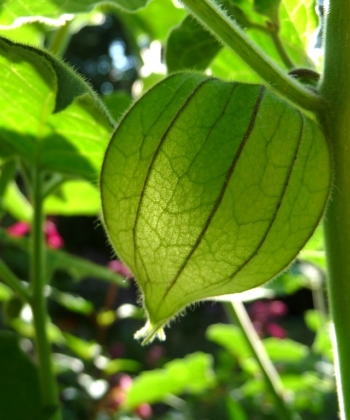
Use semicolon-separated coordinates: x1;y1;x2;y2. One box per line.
270;31;295;70
319;1;350;418
48;21;72;57
0;259;30;301
30;168;62;420
181;0;321;112
224;300;295;420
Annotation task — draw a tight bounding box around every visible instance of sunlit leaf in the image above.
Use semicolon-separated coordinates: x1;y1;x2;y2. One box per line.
0;0;150;27
0;36;113;180
123;352;215;409
101;72;331;343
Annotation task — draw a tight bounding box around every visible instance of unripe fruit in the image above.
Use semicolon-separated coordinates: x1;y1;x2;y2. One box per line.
101;73;331;344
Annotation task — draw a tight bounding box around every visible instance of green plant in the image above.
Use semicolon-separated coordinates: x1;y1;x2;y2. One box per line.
0;0;345;419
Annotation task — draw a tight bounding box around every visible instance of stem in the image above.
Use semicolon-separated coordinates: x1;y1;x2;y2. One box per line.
180;0;321;112
270;31;295;70
224;300;295;420
48;21;72;57
319;0;350;418
0;260;30;301
30;168;62;420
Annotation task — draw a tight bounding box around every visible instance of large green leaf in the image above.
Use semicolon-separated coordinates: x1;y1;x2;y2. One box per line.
101;72;331;343
0;36;113;180
0;332;43;420
0;0;149;26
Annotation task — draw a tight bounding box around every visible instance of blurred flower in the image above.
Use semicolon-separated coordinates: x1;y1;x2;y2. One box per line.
104;374;152;418
108;259;133;278
249;300;288;338
6;219;64;249
146;344;165;367
6;221;30;237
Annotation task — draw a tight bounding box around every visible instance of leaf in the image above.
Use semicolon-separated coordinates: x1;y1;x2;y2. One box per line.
102;91;132;123
0;227;127;286
104;358;142;375
0;0;150;26
263;337;309;362
0;332;43;420
101;72;331;343
123;352;215;409
0;36;113;180
2;181;33;221
166;16;221;73
206;324;251;359
44;180;101;216
254;0;281;21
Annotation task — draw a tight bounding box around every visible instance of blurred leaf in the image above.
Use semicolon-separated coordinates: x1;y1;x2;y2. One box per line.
206;324;251;359
226;397;248;420
11;317;65;344
44;180;101;216
0;332;43;420
64;333;101;360
53;353;84;375
166;16;221;72
0;282;12;301
305;310;333;361
0;0;150;26
0;22;44;45
0;227;127;286
254;0;281;21
124;352;215;409
209;47;262;82
265;271;308;296
278;0;318;68
102;91;132;122
50;289;95;315
119;0;186;42
2;181;33;221
104;358;142;375
0;36;113;180
263;337;309;362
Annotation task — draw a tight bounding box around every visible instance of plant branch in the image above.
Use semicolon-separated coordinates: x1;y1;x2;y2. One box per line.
319;0;350;418
0;259;30;301
30;167;62;420
224;300;295;420
180;0;321;112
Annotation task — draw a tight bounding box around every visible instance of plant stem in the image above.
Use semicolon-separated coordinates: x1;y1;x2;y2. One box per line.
181;0;321;112
48;21;72;57
319;1;350;418
0;259;30;301
224;300;295;420
30;167;62;420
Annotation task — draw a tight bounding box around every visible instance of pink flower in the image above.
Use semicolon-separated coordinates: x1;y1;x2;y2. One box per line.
249;300;288;338
135;403;152;419
6;219;64;249
6;221;30;237
108;260;133;278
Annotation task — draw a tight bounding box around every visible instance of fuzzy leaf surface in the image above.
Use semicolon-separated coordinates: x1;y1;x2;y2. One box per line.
101;72;331;343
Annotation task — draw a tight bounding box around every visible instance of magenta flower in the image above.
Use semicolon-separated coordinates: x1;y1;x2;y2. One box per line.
249;300;288;338
108;260;133;278
7;219;64;249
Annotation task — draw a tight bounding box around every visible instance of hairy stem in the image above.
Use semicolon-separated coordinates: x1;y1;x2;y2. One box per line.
224;300;295;420
30;168;62;420
180;0;321;112
319;0;350;418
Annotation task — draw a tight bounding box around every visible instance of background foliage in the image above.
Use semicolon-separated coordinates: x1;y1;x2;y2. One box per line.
0;0;336;419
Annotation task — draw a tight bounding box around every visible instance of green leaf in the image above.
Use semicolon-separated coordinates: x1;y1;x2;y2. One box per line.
254;0;281;21
2;181;33;221
206;324;251;359
102;91;132;123
263;337;309;362
64;333;101;360
0;332;42;420
0;36;113;180
123;352;215;409
44;180;101;216
104;358;142;375
101;72;331;343
166;16;221;73
50;289;94;315
0;0;149;26
278;0;318;68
